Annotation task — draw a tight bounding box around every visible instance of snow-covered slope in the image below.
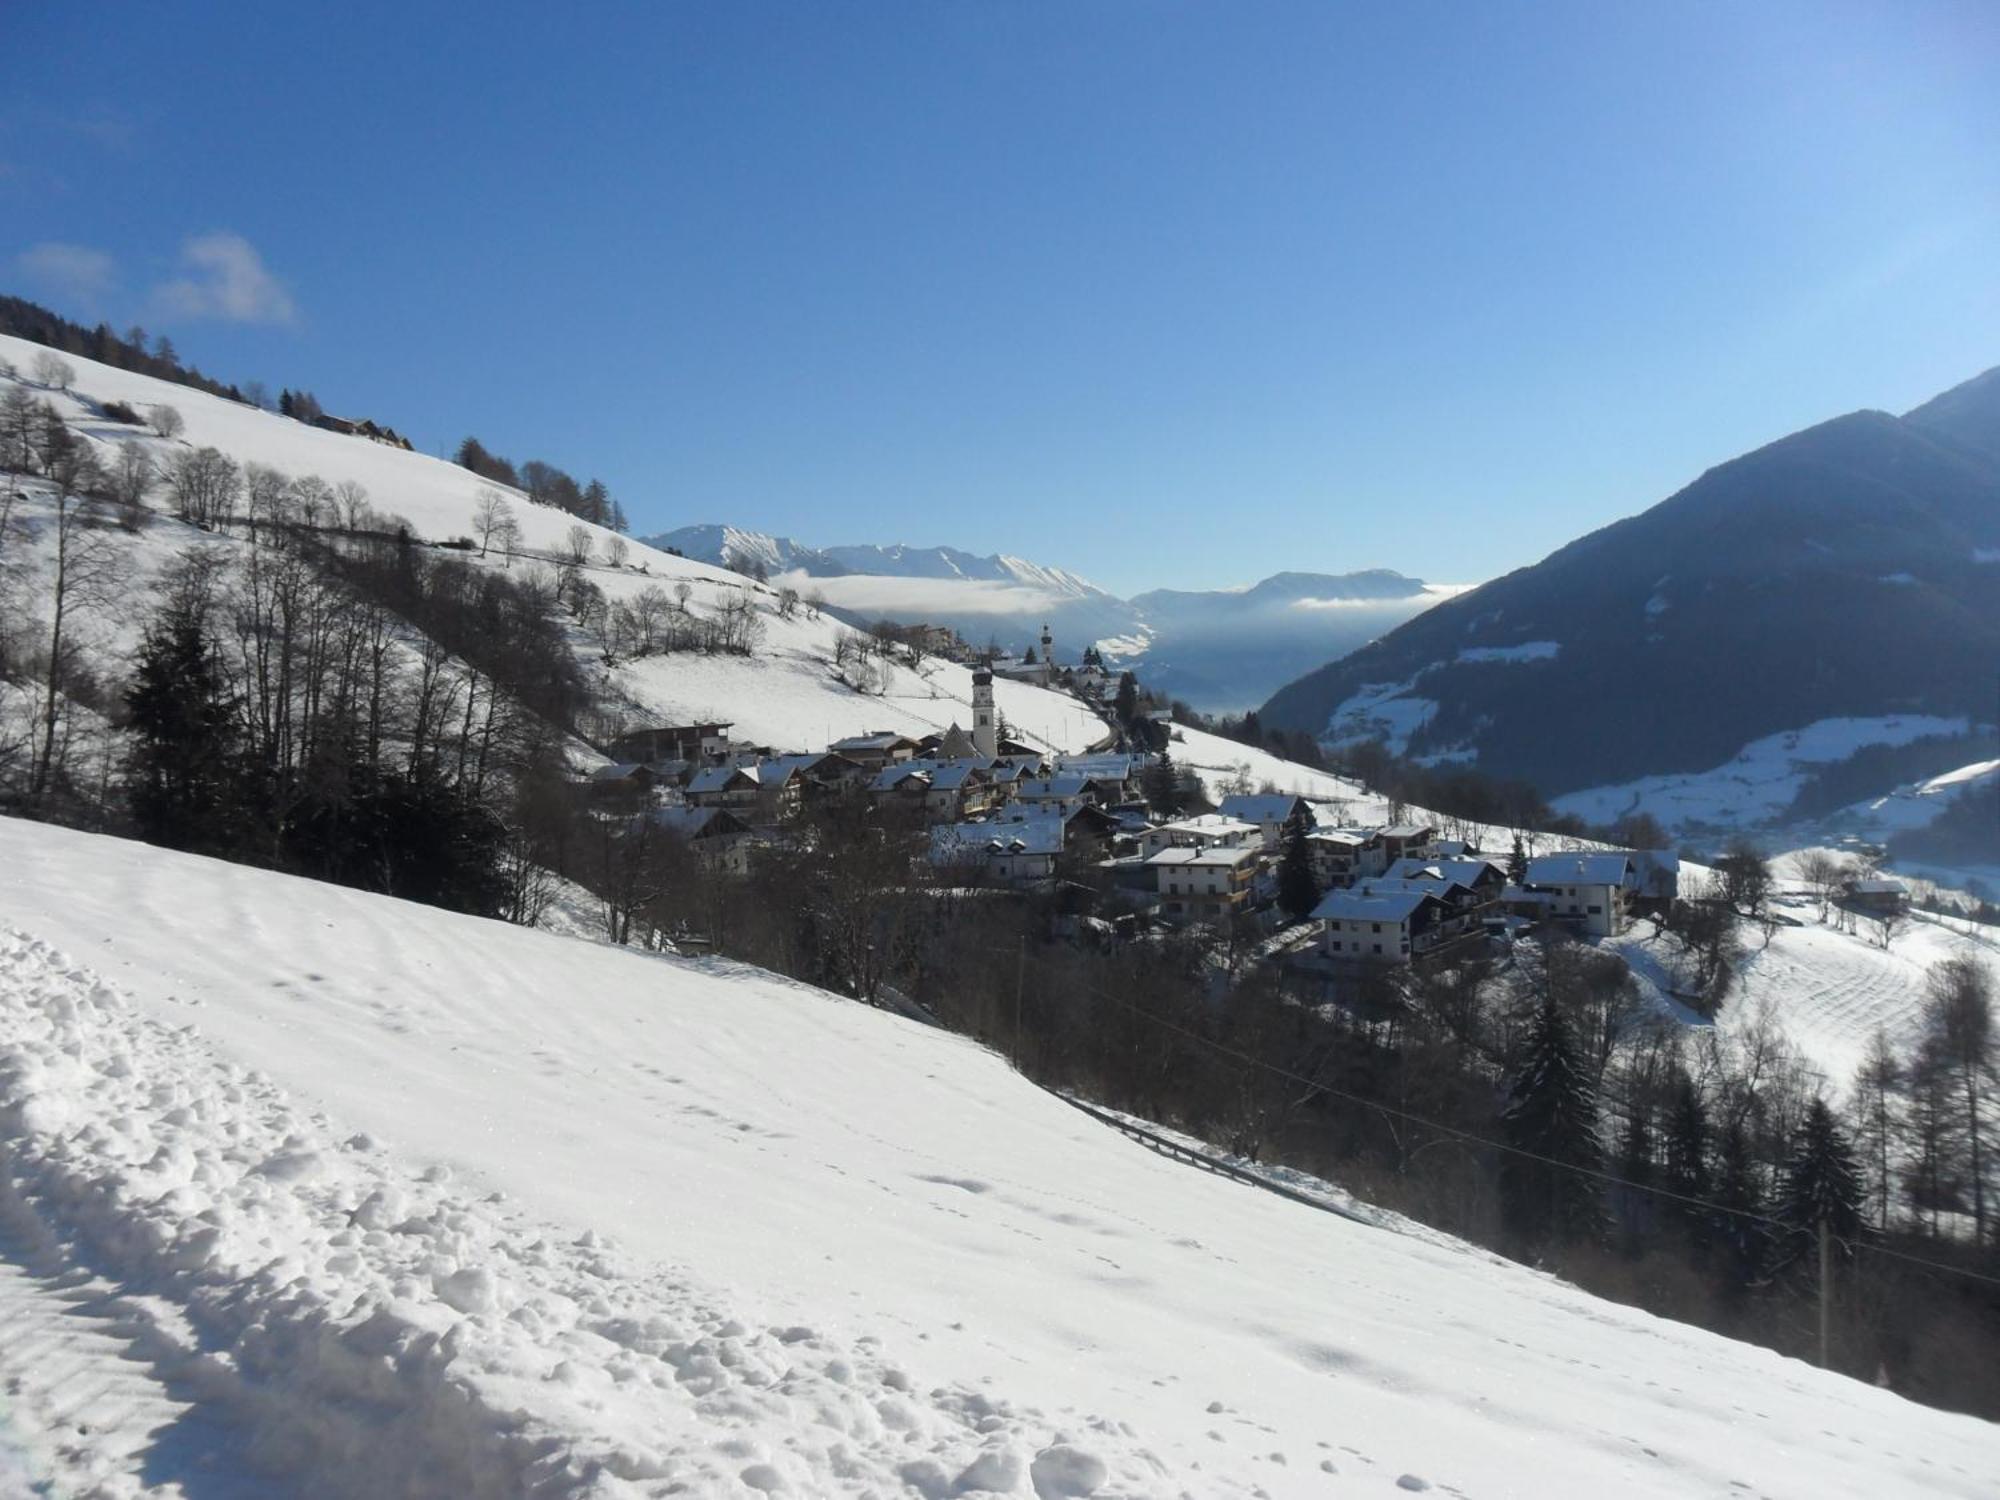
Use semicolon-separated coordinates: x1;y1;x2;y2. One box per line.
0;335;1110;757
5;818;1996;1497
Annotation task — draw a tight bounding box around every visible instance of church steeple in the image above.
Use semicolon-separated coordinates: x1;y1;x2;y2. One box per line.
972;663;997;758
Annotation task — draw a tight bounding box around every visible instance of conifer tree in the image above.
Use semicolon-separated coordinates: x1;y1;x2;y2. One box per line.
1662;1072;1712;1240
126;598;244;852
1277;813;1320;921
1774;1097;1865;1263
1507;833;1528;885
1500;991;1604;1245
1142;748;1180;816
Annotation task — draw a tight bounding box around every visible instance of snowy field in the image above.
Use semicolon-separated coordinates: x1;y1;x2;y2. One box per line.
0;335;1111;760
4;818;1997;1497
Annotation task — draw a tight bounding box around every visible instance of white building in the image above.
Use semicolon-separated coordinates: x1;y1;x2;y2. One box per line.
1215;793;1313;849
1147;845;1261;926
1524;852;1636;937
1139;814;1260;858
1311;885;1449;964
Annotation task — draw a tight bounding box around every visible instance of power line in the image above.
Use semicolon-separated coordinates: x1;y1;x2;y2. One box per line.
992;942;2000;1290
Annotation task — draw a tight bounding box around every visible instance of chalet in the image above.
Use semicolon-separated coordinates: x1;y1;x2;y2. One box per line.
756;752;865;814
1382;856;1508;911
1216;793;1313;848
930;815;1065;884
827;731;921;770
1842;875;1909;914
685;763;764;812
1312;885;1450;965
647;806;754;874
1524;852;1636;937
1304;828;1378;887
1147;845;1261;926
1377;824;1439;866
1056;753;1142;802
1139;814;1260;859
1014;772;1100;816
586;762;657;802
607;722;734;766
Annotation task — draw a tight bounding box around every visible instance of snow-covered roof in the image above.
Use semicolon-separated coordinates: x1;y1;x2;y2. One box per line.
830;731;917;753
1018;773;1092;799
1151;814;1258;839
688;764;758;795
1525;853;1634;888
1312;887;1436;923
930;817;1064;863
1384;856;1504;887
1305;829;1371;848
647;806;742;839
1216;793;1308;824
1145;846;1260;869
1380;824;1437;840
1846;876;1907;895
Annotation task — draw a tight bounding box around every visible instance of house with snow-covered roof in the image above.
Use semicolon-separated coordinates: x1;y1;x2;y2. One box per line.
1303;828;1380;887
1146;845;1261;926
1139;814;1260;859
1524;852;1636;936
1216;793;1313;848
929;815;1066;884
827;731;921;770
1311;883;1451;964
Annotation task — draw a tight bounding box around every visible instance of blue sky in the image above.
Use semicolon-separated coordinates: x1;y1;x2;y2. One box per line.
4;2;1997;594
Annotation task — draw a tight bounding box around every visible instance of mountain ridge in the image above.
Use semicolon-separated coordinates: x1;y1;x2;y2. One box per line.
1258;366;2000;812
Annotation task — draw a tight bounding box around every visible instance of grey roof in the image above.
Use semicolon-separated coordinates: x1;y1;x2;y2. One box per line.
1380;824;1438;840
1019;773;1093;799
590;761;650;782
648;806;742;840
1146;845;1260;869
871;763;929;792
1525;852;1634;887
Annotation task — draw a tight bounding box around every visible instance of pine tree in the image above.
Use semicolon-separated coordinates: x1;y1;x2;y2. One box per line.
1662;1072;1712;1241
1507;834;1528;885
125;606;244;853
1142;749;1179;816
1277;813;1320;922
1711;1112;1768;1281
1114;672;1138;726
1500;992;1604;1245
1774;1097;1865;1265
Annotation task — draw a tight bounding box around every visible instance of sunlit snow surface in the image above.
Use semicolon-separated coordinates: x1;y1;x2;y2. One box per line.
3;818;1996;1497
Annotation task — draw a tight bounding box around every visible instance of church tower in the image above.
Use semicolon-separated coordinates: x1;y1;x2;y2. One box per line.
1040;622;1054;668
972;664;997;758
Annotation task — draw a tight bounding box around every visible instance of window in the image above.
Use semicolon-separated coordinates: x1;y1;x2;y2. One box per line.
1587;904;1602;915
1372;922;1382;933
1372;943;1383;955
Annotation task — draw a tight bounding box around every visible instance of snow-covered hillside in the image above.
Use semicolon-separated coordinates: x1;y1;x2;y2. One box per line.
0;335;1110;757
4;817;1996;1497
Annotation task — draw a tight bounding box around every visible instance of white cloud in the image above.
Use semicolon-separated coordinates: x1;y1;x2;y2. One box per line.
13;240;118;306
772;570;1072;618
152;231;297;325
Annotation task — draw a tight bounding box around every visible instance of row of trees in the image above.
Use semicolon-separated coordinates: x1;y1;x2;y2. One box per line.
455;437;629;532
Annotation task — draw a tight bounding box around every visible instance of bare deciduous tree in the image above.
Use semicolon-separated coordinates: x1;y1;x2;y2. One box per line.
108;441;155;530
472;488;512;556
149;404;185;440
604;534;629;568
30;435;118;797
31;351;75;390
563;523;595;566
164;446;240;528
289;475;334;529
334;479;371;529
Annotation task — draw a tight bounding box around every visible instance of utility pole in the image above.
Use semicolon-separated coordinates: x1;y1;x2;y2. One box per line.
1819;1218;1832;1369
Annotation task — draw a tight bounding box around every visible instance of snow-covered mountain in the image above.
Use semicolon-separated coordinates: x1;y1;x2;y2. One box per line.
647;523;1450;712
5;814;1995;1497
1261;363;2000;830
